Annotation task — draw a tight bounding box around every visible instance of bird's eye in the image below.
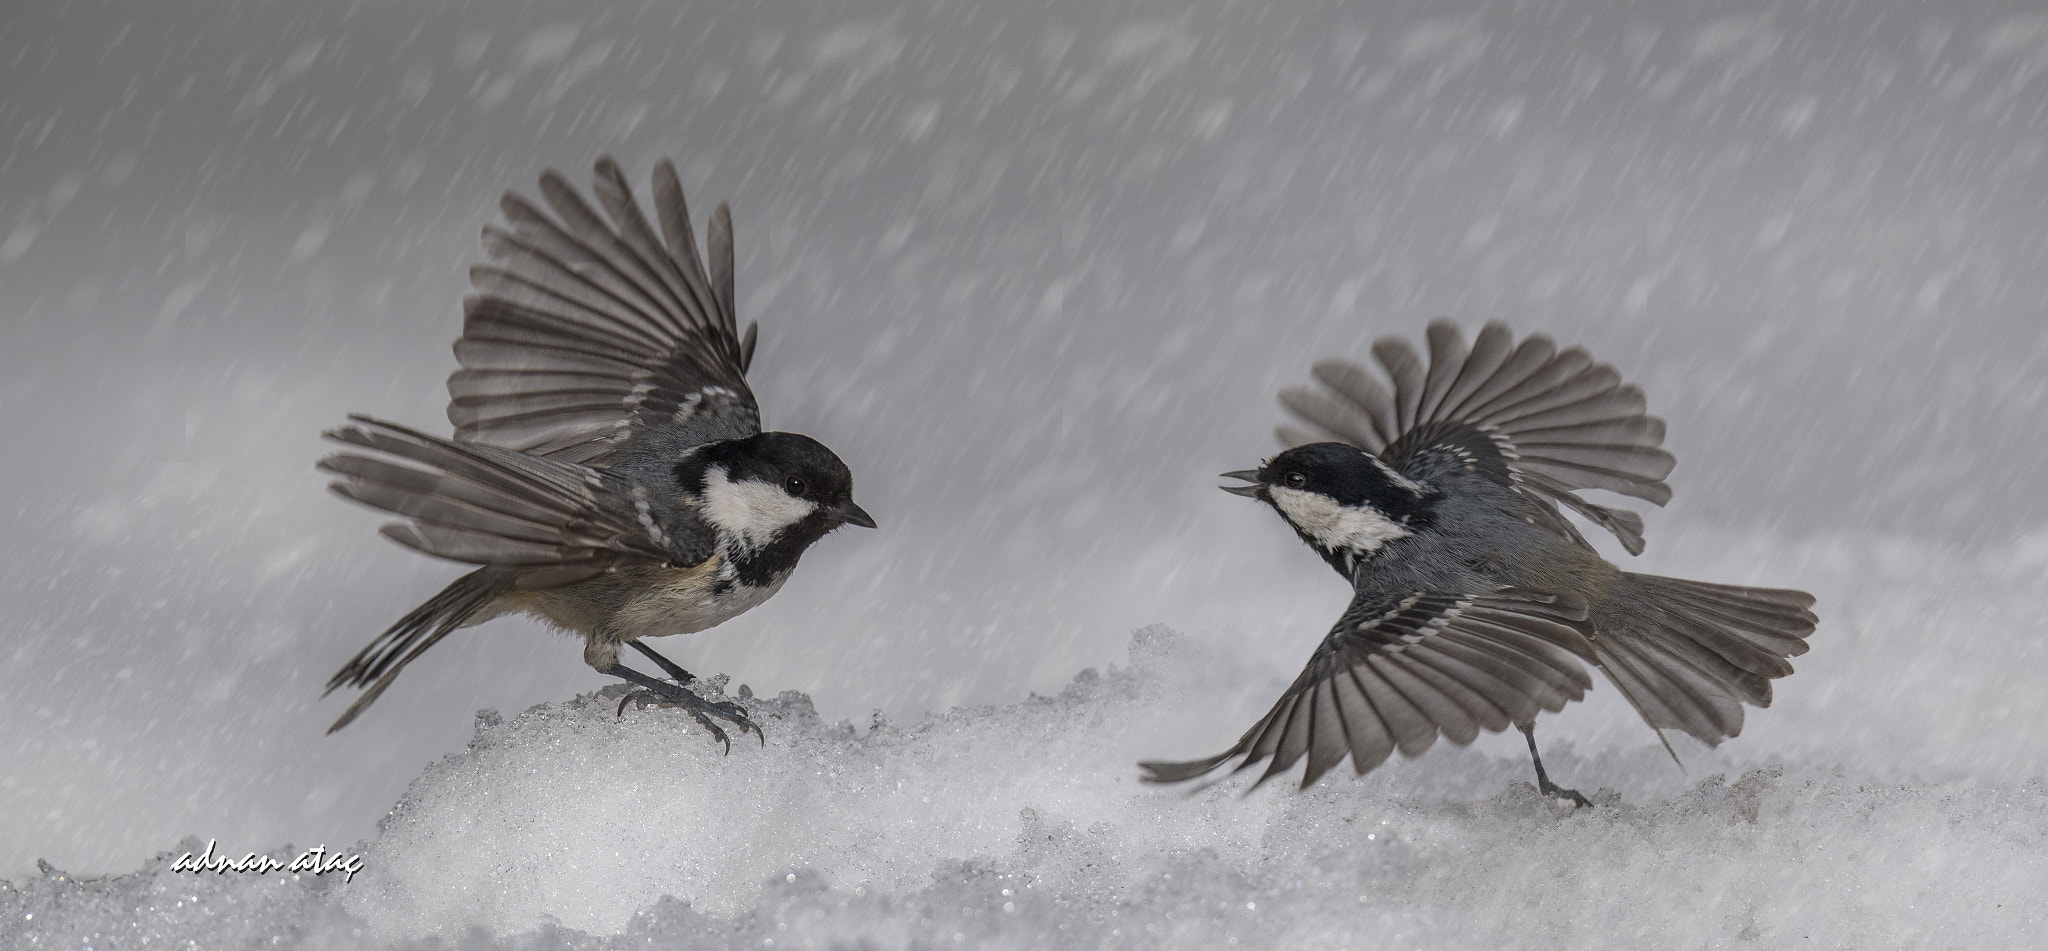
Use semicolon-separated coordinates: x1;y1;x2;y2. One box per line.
1284;472;1307;488
785;477;807;496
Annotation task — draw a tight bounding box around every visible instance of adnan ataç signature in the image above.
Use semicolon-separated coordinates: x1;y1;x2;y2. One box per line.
169;839;365;884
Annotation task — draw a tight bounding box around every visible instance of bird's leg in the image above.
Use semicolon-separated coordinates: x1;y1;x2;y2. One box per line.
1519;723;1591;808
629;639;698;684
601;661;761;751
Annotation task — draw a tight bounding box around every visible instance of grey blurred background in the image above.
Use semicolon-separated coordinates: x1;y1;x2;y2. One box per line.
5;0;2046;878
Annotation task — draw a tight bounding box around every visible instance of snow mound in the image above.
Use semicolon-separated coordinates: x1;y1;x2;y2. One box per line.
5;627;2044;949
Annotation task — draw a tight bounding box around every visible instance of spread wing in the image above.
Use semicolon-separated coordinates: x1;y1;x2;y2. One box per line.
1276;319;1675;554
318;415;712;589
1138;588;1597;789
450;156;761;466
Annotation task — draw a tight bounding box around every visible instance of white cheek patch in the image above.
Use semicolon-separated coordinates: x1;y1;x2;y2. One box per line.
1268;485;1412;555
700;466;819;549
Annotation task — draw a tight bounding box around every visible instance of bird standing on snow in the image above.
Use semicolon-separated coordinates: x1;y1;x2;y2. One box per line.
319;157;875;747
1140;321;1816;803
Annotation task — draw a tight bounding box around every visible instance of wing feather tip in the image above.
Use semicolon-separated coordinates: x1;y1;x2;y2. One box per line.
1136;753;1238;785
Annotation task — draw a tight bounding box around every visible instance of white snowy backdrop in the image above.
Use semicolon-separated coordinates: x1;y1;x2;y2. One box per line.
4;0;2047;946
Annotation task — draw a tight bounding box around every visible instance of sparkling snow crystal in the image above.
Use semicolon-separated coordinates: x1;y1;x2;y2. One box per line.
6;626;2044;949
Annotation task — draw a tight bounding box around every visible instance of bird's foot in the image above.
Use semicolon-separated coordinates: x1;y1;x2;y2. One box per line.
1536;777;1592;808
615;681;764;753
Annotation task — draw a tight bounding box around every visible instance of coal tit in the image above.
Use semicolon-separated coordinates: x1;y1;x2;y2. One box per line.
319;157;876;747
1140;320;1817;803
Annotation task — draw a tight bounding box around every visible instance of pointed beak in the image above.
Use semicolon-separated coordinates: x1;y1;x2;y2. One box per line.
1219;470;1263;498
835;499;878;529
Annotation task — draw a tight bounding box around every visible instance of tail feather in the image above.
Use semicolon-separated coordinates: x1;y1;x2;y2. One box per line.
1597;634;1742;741
1667;599;1813;657
1593;573;1817;748
324;567;512;733
1652;605;1789;685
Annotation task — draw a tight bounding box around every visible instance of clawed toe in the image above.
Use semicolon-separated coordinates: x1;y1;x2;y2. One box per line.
689;708;733;754
700;699;764;743
616;687;668;718
613;681;763;752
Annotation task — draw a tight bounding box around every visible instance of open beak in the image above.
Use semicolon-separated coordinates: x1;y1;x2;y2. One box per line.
1219;470;1264;498
835;500;878;529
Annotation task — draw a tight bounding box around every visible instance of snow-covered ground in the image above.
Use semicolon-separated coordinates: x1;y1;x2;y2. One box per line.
8;527;2048;948
7;0;2048;946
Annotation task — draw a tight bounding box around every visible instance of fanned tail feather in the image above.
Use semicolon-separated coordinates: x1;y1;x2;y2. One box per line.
1592;573;1818;749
